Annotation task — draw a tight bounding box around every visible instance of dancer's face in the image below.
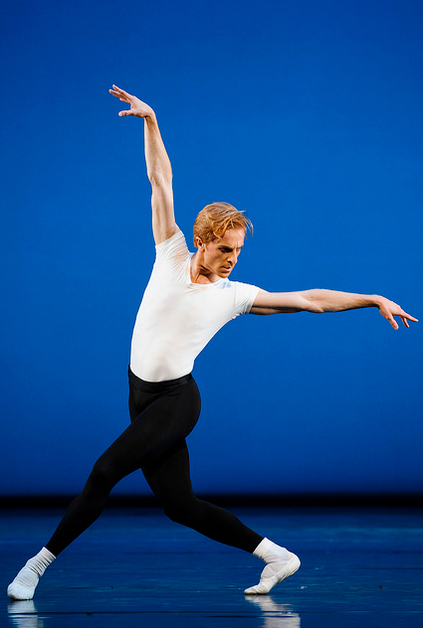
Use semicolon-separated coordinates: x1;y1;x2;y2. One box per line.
197;228;245;279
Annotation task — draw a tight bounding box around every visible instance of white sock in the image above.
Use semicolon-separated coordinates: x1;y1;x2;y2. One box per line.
7;548;56;600
244;538;300;595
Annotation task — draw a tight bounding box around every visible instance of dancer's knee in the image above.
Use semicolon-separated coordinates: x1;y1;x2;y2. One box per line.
86;458;118;493
162;495;199;526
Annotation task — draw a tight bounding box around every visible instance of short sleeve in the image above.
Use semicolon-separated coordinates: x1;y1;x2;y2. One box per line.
155;230;188;261
232;281;260;316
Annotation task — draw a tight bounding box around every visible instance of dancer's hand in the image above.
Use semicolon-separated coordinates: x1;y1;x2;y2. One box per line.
376;296;418;329
109;85;155;119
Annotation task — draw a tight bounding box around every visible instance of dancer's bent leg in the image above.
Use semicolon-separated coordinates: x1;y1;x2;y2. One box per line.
143;441;263;553
143;442;300;593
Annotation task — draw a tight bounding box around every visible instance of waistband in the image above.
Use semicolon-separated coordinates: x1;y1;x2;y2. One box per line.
128;366;193;393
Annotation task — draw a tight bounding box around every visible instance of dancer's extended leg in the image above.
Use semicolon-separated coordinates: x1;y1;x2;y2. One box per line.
45;377;201;556
8;375;201;599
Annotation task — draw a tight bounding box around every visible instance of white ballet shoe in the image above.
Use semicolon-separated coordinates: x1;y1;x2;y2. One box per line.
7;548;55;601
7;567;39;601
244;551;301;595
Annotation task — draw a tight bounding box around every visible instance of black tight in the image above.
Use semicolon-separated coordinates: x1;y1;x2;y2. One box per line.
46;369;263;556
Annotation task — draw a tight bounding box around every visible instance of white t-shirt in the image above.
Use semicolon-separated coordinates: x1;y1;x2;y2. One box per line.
130;230;260;382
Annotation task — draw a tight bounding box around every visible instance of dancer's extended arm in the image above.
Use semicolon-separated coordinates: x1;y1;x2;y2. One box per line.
109;85;178;244
250;289;418;330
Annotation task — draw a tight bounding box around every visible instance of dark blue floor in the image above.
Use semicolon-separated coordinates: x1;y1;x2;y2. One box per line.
2;506;423;627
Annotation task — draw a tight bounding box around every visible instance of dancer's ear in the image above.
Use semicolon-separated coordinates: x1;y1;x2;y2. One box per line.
195;236;205;250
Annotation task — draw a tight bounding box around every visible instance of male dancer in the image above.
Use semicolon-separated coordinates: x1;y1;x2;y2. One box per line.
7;86;417;601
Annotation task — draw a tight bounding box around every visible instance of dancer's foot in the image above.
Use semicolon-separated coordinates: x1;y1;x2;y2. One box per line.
7;548;55;600
245;538;300;595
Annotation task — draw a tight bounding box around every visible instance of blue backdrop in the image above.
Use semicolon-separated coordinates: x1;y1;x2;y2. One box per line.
1;0;422;497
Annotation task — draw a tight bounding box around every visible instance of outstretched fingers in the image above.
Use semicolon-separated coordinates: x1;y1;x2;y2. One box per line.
378;297;418;330
109;84;155;119
109;84;131;103
389;317;399;330
109;84;128;96
400;311;418;327
388;308;417;330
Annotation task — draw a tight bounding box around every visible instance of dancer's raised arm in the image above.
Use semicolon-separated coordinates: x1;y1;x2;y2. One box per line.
109;85;178;244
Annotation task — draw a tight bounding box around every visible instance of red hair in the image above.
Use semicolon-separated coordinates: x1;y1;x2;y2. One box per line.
193;202;253;246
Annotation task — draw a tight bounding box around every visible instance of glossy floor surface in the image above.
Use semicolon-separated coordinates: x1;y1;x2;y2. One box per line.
2;505;423;628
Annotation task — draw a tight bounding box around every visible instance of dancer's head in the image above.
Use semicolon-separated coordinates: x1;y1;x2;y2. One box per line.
193;202;252;278
193;202;252;246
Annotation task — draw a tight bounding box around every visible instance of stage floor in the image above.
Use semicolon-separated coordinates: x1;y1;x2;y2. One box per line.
2;505;423;627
